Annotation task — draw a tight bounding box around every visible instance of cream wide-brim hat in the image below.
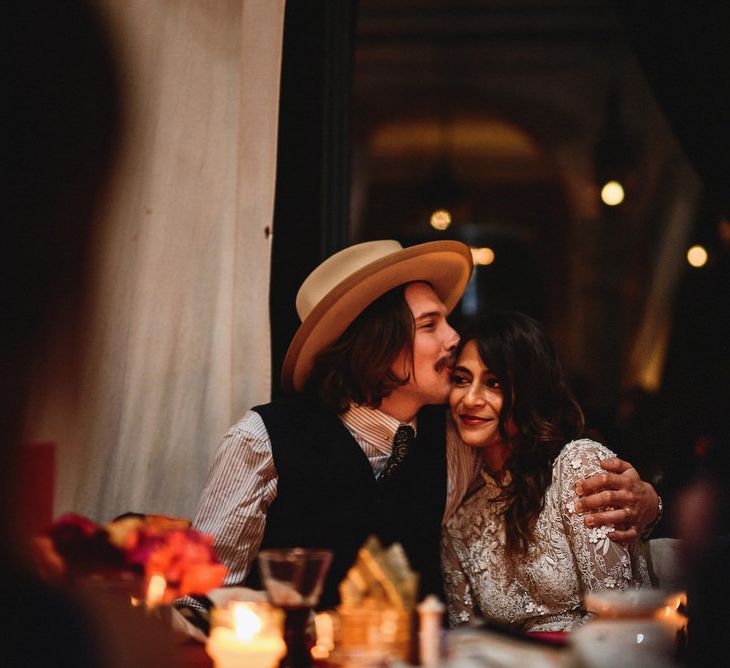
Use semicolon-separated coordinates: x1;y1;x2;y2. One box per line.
281;239;473;392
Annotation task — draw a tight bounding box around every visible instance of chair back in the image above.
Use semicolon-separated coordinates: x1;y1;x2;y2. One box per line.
648;537;685;592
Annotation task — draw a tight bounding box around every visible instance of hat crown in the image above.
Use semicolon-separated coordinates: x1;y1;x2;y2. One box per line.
296;240;404;321
283;238;473;392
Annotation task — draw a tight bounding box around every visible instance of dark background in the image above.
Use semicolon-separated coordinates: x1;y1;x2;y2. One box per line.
270;0;730;536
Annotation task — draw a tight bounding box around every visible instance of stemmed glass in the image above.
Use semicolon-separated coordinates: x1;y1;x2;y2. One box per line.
257;548;333;668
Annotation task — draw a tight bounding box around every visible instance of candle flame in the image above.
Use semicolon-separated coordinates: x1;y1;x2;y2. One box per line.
145;573;167;608
654;592;688;634
232;602;263;642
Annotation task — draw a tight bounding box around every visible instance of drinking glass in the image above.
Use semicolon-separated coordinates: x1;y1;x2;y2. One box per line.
257;548;333;668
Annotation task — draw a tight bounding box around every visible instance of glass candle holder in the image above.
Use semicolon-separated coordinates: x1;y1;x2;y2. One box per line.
206;601;286;668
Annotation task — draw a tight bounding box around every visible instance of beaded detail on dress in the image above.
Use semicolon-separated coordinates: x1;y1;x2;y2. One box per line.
441;439;651;631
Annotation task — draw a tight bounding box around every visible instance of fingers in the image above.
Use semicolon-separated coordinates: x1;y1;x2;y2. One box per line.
573;458;656;541
575;471;638;498
608;527;639;543
583;507;634;528
574;488;637;513
599;457;634;475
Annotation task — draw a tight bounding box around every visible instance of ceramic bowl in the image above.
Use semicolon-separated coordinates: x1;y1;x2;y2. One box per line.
570;619;676;668
584;589;675;618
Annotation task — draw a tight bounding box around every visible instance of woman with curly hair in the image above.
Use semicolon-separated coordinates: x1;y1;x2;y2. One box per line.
441;311;651;631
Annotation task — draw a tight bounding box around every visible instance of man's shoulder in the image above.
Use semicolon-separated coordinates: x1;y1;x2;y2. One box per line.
224;409;269;440
252;394;329;418
558;438;615;462
251;394;339;434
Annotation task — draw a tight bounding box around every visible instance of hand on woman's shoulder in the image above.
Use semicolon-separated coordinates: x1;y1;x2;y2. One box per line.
558;439;616;473
553;439;618;503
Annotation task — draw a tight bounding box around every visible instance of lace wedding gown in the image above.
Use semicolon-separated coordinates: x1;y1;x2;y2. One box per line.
441;438;651;631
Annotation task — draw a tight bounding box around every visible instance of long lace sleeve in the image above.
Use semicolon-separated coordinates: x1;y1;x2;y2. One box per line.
441;522;476;627
555;439;647;596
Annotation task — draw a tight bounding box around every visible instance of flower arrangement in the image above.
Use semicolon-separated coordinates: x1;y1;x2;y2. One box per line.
33;512;227;604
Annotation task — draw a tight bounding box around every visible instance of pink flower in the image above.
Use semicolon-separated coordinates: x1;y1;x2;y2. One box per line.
41;514;227;600
127;528;226;601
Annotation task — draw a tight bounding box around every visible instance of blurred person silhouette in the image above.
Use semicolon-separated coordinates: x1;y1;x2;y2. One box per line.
5;2;176;665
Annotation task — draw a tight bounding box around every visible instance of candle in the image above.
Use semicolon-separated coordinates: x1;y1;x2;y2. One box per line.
311;611;335;660
207;627;286;668
145;573;167;608
654;592;688;641
206;602;286;668
417;594;445;667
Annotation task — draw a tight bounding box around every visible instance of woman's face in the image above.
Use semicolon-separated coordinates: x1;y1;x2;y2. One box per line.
450;339;507;449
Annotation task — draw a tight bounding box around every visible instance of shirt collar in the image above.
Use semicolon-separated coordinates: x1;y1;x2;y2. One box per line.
340;404;417;455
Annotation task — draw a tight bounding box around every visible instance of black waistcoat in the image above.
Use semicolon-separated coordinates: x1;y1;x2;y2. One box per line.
243;395;447;608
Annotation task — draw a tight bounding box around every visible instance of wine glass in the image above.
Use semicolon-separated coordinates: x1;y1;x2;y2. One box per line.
257;548;333;668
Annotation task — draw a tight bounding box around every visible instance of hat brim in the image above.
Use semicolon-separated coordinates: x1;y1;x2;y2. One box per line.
281;240;473;392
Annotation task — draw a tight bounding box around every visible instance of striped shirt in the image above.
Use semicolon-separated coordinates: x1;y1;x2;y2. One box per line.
192;404;479;585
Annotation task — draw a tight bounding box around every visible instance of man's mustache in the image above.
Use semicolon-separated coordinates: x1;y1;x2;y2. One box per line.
435;353;455;373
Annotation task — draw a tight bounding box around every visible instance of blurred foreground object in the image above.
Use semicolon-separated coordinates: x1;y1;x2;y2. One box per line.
34;513;226;605
206;601;286;668
335;536;418;663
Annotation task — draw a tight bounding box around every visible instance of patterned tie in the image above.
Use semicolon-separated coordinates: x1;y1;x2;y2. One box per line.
379;425;415;482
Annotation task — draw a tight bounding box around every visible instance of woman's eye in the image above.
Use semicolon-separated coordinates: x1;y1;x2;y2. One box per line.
451;373;470;385
485;377;501;389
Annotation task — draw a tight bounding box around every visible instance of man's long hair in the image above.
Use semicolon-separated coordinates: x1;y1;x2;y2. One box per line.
304;284;415;414
460;311;584;558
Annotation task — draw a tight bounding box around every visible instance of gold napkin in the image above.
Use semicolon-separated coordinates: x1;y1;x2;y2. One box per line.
339;536;418;611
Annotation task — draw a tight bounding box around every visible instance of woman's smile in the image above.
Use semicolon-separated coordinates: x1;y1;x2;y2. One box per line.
458;414;495;426
450;340;508;452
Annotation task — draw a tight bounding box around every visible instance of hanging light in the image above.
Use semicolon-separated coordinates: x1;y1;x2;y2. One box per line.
593;87;639;206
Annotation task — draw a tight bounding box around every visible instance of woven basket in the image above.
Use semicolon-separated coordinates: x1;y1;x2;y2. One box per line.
336;607;413;661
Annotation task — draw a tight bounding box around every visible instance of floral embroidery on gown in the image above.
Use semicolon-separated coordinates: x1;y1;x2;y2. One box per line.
441;439;651;631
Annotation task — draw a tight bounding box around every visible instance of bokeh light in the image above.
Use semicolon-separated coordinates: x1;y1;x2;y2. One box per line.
600;180;625;206
687;245;708;268
429;209;452;230
471;247;495;266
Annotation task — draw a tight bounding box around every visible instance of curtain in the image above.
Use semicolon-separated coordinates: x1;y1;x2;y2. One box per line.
25;0;285;522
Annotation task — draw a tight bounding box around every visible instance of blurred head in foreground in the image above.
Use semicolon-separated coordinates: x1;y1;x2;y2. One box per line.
3;0;121;549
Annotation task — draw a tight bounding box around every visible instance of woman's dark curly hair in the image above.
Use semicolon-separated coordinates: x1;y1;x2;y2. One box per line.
304;284;415;414
458;311;584;558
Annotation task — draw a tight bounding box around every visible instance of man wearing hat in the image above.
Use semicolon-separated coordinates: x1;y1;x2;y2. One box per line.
192;240;660;607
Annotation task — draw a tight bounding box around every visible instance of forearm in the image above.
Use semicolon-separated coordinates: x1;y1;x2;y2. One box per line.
193;497;266;585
